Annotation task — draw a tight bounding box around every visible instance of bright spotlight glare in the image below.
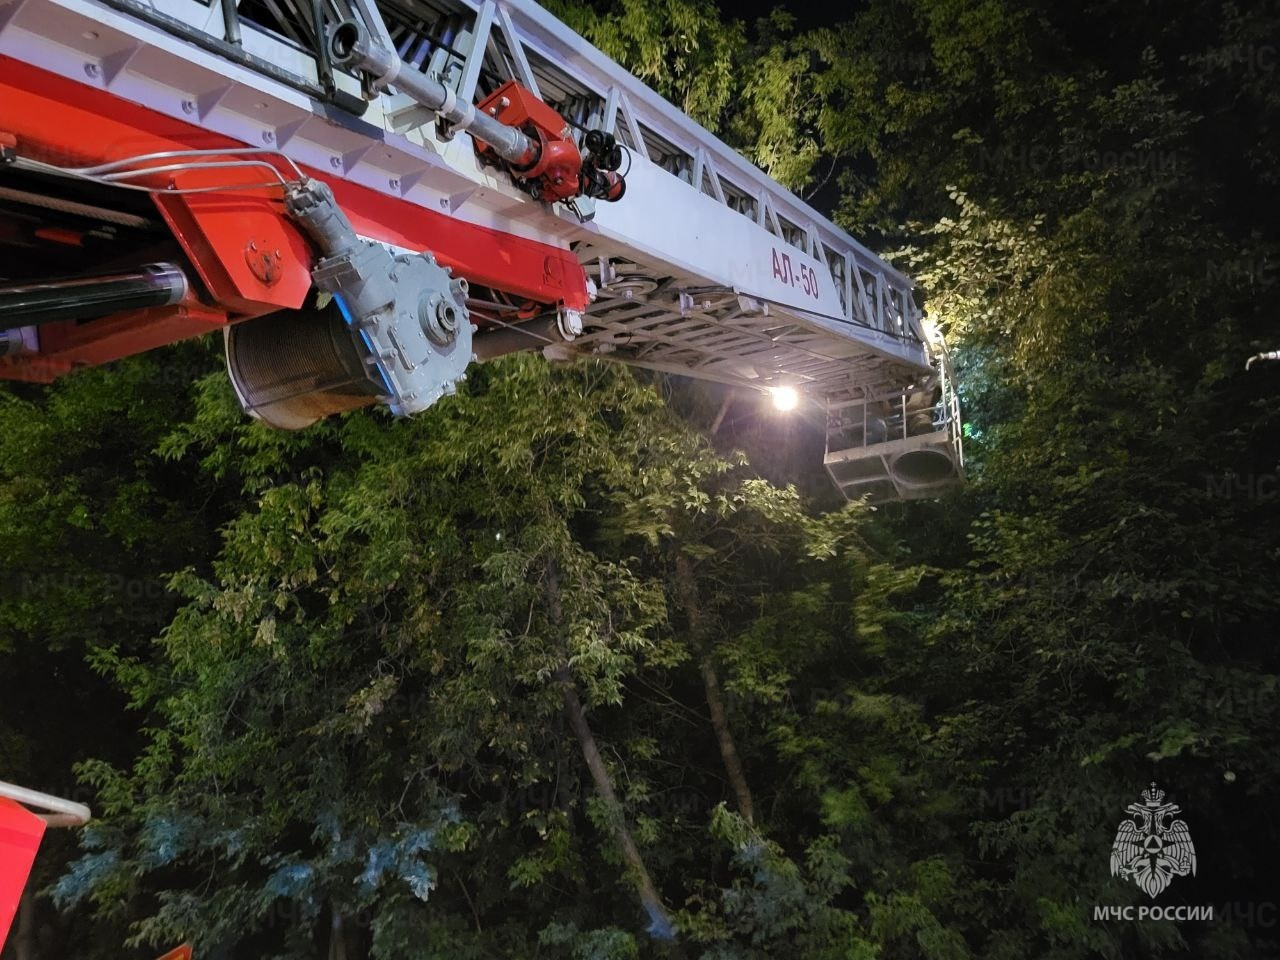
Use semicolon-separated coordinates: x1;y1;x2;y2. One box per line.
770;386;799;412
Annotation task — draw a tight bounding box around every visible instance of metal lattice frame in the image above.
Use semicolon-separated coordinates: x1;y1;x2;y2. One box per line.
0;0;937;406
821;326;963;501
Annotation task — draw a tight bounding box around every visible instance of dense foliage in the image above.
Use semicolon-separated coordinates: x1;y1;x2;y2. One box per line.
2;0;1277;957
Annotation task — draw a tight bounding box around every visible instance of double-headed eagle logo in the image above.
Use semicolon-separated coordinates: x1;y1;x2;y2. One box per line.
1110;783;1196;898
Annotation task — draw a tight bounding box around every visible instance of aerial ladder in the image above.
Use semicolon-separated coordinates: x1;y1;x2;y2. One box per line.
0;0;961;500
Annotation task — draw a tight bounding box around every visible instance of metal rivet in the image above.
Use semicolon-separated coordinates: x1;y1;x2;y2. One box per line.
83;62;99;78
389;178;399;190
180;99;196;115
330;156;342;169
262;130;275;144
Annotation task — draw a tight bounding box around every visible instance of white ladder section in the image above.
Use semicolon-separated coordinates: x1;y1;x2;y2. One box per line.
0;0;938;408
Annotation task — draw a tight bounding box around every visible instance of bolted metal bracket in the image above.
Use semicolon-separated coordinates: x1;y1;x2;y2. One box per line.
244;239;282;286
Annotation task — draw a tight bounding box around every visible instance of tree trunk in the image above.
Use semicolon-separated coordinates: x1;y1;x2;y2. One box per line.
699;657;755;825
675;552;755;824
13;890;35;960
328;908;347;960
544;557;684;956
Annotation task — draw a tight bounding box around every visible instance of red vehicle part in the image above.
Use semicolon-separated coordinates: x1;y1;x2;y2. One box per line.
0;57;589;383
5;299;232;384
472;80;583;202
0;797;46;952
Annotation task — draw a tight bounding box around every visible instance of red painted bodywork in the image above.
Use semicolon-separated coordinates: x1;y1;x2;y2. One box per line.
473;80;584;202
0;797;45;954
0;56;588;383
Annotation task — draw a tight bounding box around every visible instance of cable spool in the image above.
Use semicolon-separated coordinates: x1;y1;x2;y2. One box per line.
224;301;382;430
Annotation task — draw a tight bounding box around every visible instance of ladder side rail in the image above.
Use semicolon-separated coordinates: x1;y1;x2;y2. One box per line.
37;0;926;347
499;0;918;319
453;0;497;105
435;9;929;369
115;0;342;93
500;35;917;343
12;0;922;347
2;0;932;395
491;0;541;96
1;0;576;241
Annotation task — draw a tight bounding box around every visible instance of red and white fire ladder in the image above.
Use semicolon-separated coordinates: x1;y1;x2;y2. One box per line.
0;0;961;498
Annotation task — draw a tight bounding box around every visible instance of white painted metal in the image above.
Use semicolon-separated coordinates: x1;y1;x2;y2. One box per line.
823;325;963;500
0;780;91;828
0;0;937;407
